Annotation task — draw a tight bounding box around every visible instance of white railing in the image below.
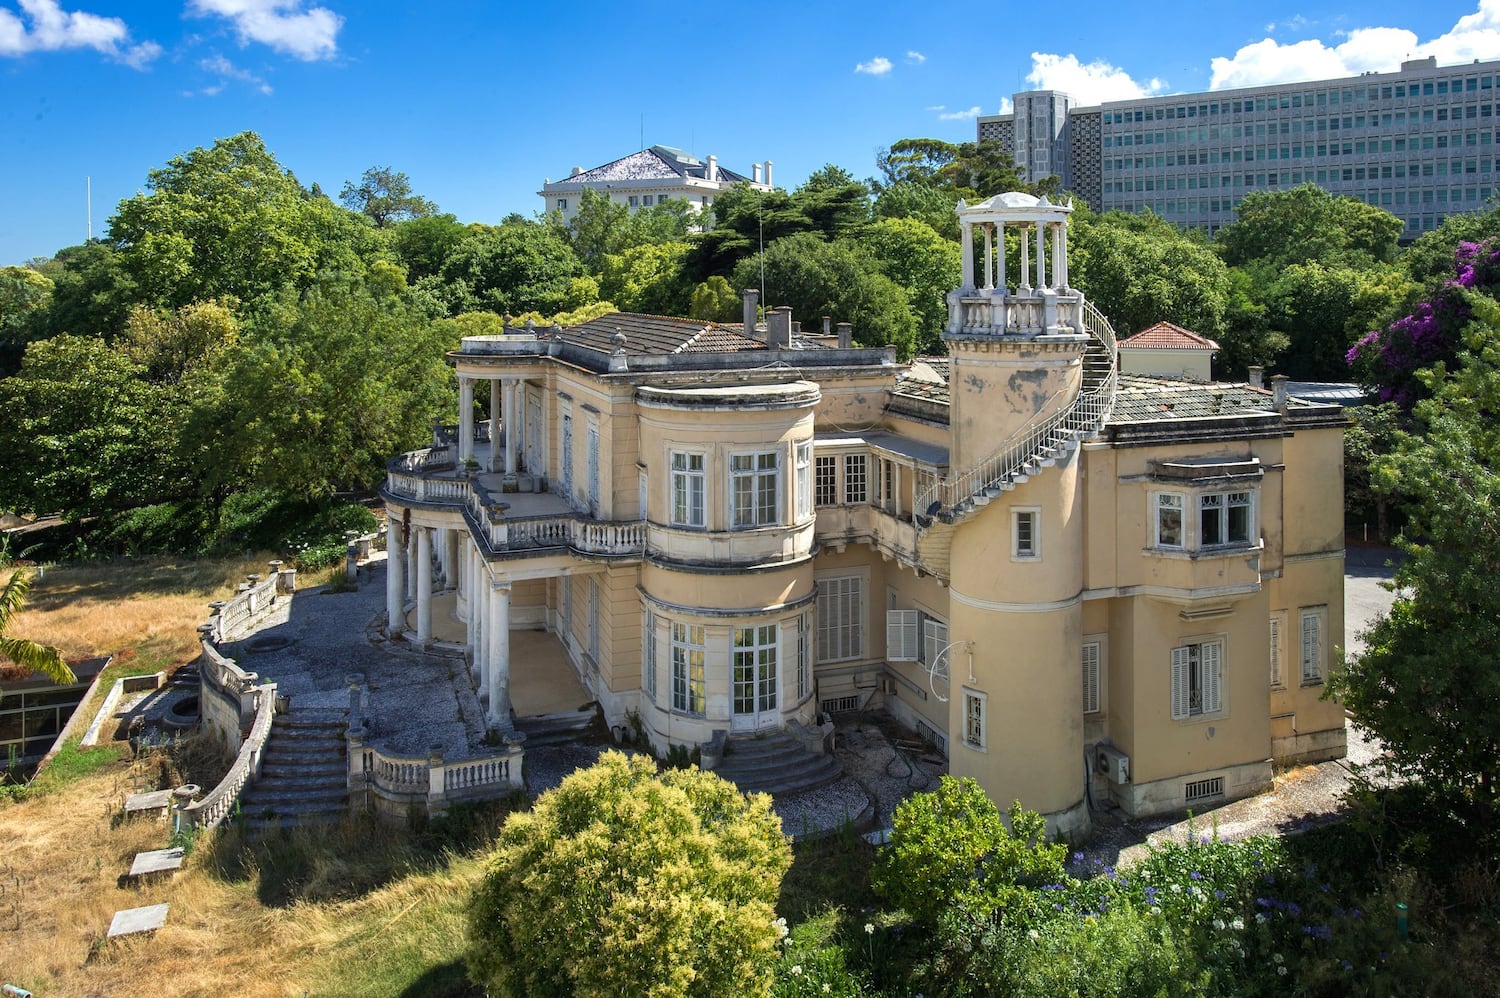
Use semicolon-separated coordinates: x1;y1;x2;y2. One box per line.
184;650;277;829
392;444;456;474
386;470;467;503
349;737;523;812
917;298;1117;520
952;291;1084;337
213;572;280;642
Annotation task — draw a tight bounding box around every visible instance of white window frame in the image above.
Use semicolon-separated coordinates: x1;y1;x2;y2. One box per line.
1082;640;1102;715
844;454;868;504
922;616;949;669
1154;491;1184;549
795;442;812;520
670;621;706;715
797;612;811;701
1300;606;1326;684
963;688;987;750
1012;507;1041;561
1269;612;1286;689
669;451;706;527
729;450;780;529
1170;639;1223;720
586;421;600;517
886;609;919;662
814;454;838;507
733;623;779;714
816;575;865;664
1199;491;1255;548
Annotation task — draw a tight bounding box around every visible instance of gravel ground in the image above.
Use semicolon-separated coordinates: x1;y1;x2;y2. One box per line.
227;560;485;759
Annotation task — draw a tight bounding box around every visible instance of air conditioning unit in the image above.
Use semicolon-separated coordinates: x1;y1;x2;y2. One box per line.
1096;744;1131;784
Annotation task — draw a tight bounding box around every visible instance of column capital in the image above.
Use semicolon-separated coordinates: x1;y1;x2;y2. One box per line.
490;580;512;595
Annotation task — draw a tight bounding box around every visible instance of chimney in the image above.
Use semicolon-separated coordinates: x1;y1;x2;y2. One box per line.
707;154;718;183
764;160;773;187
742;287;759;335
822;316;831;338
836;321;853;349
752;163;762;184
766;306;793;349
1271;374;1289;410
1248;365;1264;388
570;166;583;177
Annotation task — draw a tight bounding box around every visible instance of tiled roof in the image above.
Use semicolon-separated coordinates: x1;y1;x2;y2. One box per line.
550;146;753;186
1108;374;1311;422
1119;322;1220;351
892;362;951;405
561;312;764;356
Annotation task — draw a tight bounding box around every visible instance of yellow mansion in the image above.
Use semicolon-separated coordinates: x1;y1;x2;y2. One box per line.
381;193;1347;837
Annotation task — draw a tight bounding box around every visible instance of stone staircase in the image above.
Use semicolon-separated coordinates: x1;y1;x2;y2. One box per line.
712;731;842;795
238;709;348;832
513;705;606;747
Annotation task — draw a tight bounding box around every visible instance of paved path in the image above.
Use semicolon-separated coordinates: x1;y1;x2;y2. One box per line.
230;562;485;759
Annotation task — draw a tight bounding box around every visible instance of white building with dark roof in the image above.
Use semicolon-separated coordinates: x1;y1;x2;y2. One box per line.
539;145;774;223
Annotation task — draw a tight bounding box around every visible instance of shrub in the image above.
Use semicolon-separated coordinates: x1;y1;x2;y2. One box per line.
466;751;792;997
872;777;1065;929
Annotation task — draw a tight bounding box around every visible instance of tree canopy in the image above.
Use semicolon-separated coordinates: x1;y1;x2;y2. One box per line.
339;166;438;227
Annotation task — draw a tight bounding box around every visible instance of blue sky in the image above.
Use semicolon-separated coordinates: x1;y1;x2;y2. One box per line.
4;0;1500;265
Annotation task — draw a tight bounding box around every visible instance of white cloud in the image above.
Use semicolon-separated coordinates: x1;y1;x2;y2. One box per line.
198;53;273;94
905;50;925;64
854;55;892;76
938;105;982;120
997;97;1013;115
1210;1;1500;90
0;0;159;67
1265;15;1309;35
1026;52;1166;105
189;0;343;61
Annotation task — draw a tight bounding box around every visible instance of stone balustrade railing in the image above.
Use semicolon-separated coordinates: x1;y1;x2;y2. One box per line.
179;679;277;829
347;725;524;817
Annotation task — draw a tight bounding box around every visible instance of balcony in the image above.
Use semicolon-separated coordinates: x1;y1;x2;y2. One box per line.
383;435;644;561
814;504;921;569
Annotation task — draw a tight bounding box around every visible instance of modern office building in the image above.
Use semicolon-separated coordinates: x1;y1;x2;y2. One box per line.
978;56;1500;237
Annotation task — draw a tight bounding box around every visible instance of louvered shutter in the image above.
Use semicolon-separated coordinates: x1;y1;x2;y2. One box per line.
1082;643;1101;714
1170;646;1192;719
1269;617;1282;687
1202;642;1222;713
886;610;918;661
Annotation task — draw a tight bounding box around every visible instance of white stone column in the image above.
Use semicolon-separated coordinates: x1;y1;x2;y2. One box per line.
405;523;418;601
981;224;994;290
959;221;974;289
1057;221;1070;289
997;223;1007;295
386;514;404;633
458;377;475;464
473;556;488;691
1036;221;1047;289
444;529;459;590
1019;225;1031;292
489;379;502;473
488;582;512;729
503;381;519;475
416;526;433;643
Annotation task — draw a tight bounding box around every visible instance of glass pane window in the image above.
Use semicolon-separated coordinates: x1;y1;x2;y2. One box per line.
671;622;706;714
1156;493;1183;548
670;452;705;527
844;454;868;504
815;456;838;506
731;452;779;528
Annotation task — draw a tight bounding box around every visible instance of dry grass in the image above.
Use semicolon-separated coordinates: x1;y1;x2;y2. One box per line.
2;556;264;670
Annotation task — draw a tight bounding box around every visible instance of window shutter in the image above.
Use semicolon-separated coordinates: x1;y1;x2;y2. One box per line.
1301;612;1321;681
1203;642;1222;713
1268;617;1282;687
887;610;918;661
1170;646;1191;719
1082;642;1101;714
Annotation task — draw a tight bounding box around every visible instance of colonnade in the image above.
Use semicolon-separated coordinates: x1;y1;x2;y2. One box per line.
959;218;1070;294
457;376;528;474
386;520;512;730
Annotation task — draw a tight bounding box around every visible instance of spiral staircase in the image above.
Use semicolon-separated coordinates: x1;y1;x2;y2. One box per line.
912;300;1119;580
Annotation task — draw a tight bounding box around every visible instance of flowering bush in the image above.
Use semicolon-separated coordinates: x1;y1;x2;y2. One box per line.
1349;238;1500;407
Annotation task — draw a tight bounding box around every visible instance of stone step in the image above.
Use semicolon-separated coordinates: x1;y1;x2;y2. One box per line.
260;757;344;777
241;785;347;809
274;710;347;729
262;740;345;759
246;772;346;794
716;753;843;796
718;733;800;761
715;750;829;782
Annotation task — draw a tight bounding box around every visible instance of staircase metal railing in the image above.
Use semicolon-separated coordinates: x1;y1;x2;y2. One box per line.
914;299;1118;523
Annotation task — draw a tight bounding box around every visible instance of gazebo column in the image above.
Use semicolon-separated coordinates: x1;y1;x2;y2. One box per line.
386;514;404;633
1019;225;1032;292
487;582;512;729
416;526;433;643
959;220;974;289
981;224;994;290
997;223;1007;294
1056;221;1069;289
473;557;488;692
489;379;502;473
405;524;418;601
444;529;459;590
458;377;475;464
1036;220;1047;289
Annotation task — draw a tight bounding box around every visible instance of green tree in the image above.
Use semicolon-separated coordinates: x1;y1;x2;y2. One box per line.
863;217;960;355
873;180;960;240
1216;184;1404;270
0;266;53;375
0;570;73;685
730;233;917;357
872;776;1066;928
1333;302;1500;809
392;213;470;284
1402;202;1500;286
338;166;438;227
0;334;186;519
597;241;691;315
874;138;1028;200
1265;261;1413;381
466;751;790;998
37;242;138;341
689;275;742;322
440;219;583;317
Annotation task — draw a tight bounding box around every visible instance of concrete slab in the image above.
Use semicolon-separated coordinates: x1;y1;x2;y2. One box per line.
107;903;169;938
509;629;590;716
123;790;173;815
127;848;184;879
